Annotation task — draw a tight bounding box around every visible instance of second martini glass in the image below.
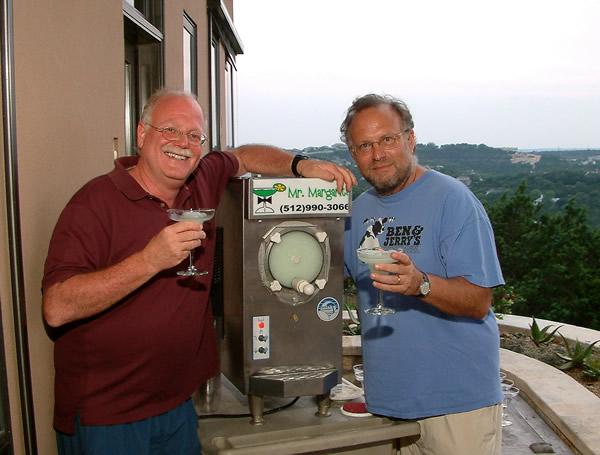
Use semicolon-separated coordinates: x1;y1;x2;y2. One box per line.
357;247;399;315
167;208;215;276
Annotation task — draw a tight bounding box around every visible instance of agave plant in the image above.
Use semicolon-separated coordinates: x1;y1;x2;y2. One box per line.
556;334;600;371
583;358;600;380
529;317;563;347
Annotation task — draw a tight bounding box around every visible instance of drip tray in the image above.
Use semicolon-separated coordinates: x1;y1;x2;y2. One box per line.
249;365;338;397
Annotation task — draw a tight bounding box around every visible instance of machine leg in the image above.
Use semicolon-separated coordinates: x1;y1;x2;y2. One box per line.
197;376;217;413
248;394;265;425
315;393;331;417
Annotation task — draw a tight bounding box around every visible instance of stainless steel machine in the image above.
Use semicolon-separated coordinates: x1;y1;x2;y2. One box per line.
213;175;351;424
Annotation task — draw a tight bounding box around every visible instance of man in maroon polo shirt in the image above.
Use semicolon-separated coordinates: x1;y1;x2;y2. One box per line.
42;89;356;455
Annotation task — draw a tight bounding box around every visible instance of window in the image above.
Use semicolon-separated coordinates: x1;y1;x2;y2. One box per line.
125;0;162;29
224;59;236;148
123;1;164;154
210;36;220;150
207;0;243;151
183;13;197;94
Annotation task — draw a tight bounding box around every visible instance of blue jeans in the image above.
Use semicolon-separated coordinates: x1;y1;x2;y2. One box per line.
56;399;201;455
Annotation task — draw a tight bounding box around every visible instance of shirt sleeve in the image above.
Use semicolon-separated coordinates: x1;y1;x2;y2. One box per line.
440;191;505;288
42;199;108;292
193;151;239;208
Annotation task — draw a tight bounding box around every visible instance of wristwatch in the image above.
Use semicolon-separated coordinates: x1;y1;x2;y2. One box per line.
291;154;309;177
418;272;431;297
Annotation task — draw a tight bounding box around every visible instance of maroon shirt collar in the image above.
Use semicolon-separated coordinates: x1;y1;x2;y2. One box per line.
108;156;193;206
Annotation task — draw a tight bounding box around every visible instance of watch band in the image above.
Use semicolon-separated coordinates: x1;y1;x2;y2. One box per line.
291;154;309;177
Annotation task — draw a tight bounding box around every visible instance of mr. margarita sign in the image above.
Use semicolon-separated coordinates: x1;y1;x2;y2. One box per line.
249;178;351;218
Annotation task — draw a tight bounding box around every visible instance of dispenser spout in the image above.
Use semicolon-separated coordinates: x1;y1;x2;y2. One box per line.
292;278;315;296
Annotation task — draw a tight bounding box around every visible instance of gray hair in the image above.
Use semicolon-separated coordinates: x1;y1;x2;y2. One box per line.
140;89;200;125
339;94;414;145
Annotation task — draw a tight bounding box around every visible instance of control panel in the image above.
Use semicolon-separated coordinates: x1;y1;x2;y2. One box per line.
252;316;270;360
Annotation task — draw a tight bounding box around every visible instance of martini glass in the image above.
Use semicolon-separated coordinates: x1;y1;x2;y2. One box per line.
357;247;399;316
167;208;215;276
353;364;364;388
501;385;520;427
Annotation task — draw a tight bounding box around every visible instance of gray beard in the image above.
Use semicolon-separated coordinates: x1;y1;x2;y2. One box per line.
367;156;417;196
366;174;406;195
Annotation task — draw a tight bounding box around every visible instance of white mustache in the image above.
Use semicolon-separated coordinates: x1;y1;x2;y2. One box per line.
162;144;193;158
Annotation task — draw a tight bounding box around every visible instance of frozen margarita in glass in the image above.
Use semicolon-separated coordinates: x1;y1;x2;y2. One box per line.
357;247;401;315
167;208;215;276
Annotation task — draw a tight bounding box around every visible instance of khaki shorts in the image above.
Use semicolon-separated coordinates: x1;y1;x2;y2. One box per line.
398;404;502;455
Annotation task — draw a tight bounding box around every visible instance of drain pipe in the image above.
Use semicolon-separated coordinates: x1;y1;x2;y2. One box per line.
1;0;38;453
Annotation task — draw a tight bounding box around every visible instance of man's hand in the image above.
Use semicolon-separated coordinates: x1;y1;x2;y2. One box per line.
370;250;422;295
296;158;357;193
142;222;206;273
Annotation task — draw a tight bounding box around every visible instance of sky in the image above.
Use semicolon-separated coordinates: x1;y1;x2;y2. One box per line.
232;0;600;150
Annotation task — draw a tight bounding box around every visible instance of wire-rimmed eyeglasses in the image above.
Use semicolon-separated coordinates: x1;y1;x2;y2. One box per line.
146;123;207;146
351;128;411;155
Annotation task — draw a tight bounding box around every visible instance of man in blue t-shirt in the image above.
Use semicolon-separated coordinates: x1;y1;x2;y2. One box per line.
342;94;505;454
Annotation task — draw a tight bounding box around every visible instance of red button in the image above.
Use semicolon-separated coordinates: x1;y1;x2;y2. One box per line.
258;322;265;329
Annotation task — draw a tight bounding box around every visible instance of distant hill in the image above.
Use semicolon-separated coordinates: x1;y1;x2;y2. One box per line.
290;143;600;227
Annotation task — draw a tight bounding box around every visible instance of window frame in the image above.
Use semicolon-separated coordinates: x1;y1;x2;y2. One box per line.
210;34;220;151
183;12;197;94
207;1;243;151
224;58;237;148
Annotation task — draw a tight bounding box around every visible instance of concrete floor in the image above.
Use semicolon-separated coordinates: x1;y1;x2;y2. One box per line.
502;394;574;454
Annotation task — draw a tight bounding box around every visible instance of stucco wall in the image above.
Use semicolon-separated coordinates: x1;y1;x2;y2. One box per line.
12;1;124;453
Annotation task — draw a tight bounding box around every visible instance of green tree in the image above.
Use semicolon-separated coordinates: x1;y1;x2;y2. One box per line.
486;182;541;283
488;186;600;330
523;202;600;328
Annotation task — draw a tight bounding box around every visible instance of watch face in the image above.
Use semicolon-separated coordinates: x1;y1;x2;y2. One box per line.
420;276;431;296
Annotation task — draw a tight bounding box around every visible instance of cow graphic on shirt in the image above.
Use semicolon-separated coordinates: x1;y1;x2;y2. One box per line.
359;217;395;249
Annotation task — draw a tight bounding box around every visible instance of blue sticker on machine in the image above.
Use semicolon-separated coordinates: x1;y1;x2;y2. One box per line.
316;297;340;322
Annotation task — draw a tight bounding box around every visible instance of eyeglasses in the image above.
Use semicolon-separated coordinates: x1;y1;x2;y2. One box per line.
146;124;207;146
351;129;411;155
